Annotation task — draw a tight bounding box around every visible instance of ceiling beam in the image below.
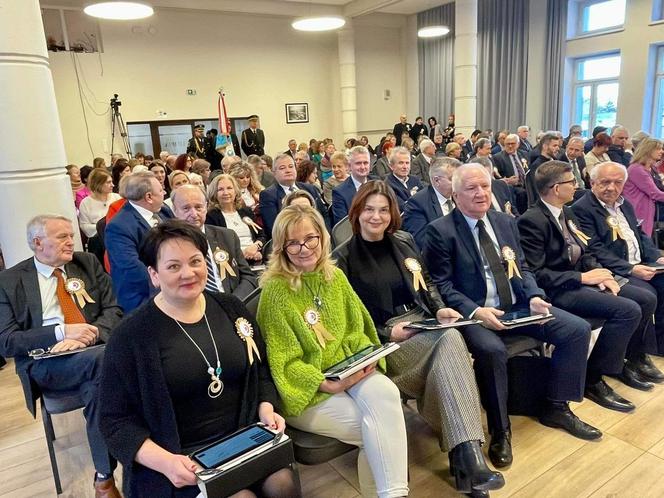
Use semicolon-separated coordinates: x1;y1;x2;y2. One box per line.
343;0;403;18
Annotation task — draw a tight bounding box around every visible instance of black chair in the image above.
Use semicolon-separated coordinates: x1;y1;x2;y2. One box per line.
331;216;352;248
40;389;86;494
242;288;356;465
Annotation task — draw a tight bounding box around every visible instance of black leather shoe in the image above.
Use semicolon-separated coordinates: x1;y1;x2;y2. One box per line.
487;430;512;469
449;440;505;493
466;491;489;497
636;354;664;383
618;363;654;391
585;380;635;412
539;402;602;440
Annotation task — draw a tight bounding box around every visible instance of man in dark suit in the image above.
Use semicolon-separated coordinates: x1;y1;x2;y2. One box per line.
392;114;412;146
558;136;588;188
384;146;423;212
402;157;460;248
464;129;482;158
525;132;562;207
172;185;257;299
410;138;436;185
573;162;664;374
519;162;655;404
205;128;224;171
475;157;519;217
423;164;599;469
491;130;508;155
0;215;123;497
331;145;372;225
240;115;265;157
259;153;329;236
493;133;529;213
105;171;173;312
517;125;532;154
186;124;210;159
284;139;298;159
608;125;631;167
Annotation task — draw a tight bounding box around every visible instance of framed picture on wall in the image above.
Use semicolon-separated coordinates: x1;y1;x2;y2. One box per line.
285;103;309;124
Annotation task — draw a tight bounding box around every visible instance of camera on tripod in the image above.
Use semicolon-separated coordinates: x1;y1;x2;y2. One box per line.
110;94;122;110
109;93;131;156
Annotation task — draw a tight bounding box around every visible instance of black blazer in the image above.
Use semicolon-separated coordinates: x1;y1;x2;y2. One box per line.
335;231;445;341
241;128;265;157
401;185;445;249
571;191;660;276
525;155;554;207
558;154;589;187
517;200;600;297
258;182;329;236
203;224;258;300
493;150;529;179
385;174;423;212
492;180;520;216
0;253;123;415
518;137;533;154
205;207;266;247
422;208;545;318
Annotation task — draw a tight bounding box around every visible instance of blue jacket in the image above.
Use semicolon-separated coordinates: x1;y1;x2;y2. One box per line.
258;182;328;236
105;202;173;312
423;208;545;317
385;174;423;212
402;185;444;249
331;176;358;225
571;190;660;276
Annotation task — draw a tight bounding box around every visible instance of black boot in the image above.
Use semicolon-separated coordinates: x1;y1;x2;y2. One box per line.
449;440;505;493
488;430;512;468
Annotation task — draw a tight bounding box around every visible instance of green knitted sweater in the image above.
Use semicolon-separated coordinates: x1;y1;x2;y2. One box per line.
257;268;384;417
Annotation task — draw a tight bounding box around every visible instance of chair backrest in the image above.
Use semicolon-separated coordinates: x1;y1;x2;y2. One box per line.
331;216;352;247
96;217;107;246
243;287;262;317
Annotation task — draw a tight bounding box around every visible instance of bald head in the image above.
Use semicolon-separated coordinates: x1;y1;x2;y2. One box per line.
172;184;208;228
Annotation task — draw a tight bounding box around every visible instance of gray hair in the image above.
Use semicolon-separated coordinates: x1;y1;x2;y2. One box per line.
567;136;585;147
631;130;650;151
272;153;294;171
474;156;493;170
505;133;519;142
429;157;461;183
349;145;370;159
589;161;628;182
124;171;157;201
419;139;435;152
517;125;529;133
388;146;410;165
452;163;492;193
26;214;72;251
611;125;628;136
171;183;206;207
474;138;491;153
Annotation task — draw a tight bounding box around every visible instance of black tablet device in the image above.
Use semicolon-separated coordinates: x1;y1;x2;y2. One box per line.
191;424;276;470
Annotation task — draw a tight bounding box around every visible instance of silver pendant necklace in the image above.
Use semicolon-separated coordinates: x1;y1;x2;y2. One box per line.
303;278;324;310
173;313;224;398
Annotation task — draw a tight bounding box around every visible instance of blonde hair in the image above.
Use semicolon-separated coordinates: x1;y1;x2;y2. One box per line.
260;205;336;291
631;137;663;167
229;162;264;195
207;173;243;211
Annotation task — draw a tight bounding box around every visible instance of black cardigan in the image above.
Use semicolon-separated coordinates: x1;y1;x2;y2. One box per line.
99;292;278;498
205;206;266;247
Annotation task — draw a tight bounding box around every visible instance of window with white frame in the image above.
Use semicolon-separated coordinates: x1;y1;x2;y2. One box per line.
569;0;626;37
571;53;621;137
652;47;664;139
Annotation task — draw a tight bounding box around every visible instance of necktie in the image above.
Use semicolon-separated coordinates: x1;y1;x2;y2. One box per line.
559;212;581;266
444;199;454;215
151;213;162;227
511;154;526;185
205;253;220;293
571;160;583;187
53;269;87;324
476;220;512;311
288;185;296;193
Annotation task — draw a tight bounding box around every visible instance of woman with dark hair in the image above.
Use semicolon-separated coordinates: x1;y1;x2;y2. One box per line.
359;135;375;155
296;160;322;197
428;117;442;141
150;161;171;196
371;141;394;179
335;181;504;495
410;116;428;142
78;169;121;237
111;160;131;194
282;189;315;208
174;153;193;173
99;220;299;498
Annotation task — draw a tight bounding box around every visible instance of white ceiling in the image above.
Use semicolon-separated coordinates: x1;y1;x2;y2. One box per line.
41;0;452;18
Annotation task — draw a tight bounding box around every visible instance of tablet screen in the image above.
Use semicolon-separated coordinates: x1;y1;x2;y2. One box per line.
500;310;533;322
325;345;378;375
192;425;275;469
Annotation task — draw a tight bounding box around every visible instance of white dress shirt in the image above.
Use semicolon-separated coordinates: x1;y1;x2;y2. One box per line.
129;201;159;227
433;188;454;216
34;257;73;341
598;196;641;264
201;226;224;293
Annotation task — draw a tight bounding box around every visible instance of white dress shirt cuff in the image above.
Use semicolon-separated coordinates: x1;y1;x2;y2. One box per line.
54;324;65;342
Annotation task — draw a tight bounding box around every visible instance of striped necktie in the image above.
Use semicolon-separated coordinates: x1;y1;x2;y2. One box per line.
205;253;220;293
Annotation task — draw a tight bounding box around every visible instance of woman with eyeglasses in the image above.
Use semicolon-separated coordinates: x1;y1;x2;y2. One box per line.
257;205;409;498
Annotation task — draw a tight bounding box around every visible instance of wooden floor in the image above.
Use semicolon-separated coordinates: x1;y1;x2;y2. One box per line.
2;357;664;498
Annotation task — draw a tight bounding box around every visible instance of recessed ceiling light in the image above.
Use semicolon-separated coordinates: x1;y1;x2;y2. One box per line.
292;16;346;32
417;25;450;38
84;2;154;20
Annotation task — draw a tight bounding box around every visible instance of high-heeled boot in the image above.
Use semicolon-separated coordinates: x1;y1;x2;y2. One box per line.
449;440;505;493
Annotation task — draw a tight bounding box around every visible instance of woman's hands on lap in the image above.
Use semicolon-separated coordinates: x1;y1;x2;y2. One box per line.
163;454;199;488
319;364;376;394
258;402;286;432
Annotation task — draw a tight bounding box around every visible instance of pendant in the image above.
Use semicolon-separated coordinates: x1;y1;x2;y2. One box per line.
208;376;224;398
314;296;323;309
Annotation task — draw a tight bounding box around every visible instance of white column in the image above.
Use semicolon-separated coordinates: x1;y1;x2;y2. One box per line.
337;21;358;140
0;0;81;267
454;0;478;136
404;14;420;119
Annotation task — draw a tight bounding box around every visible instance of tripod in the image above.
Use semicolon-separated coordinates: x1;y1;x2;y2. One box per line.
110;94;132;157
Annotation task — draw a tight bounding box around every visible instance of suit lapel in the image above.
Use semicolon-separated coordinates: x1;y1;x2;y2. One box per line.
428;186;443;218
537;200;565;240
452;210;483;273
126;202;151;231
206;230;233;293
21;262;43;327
63;261;95;322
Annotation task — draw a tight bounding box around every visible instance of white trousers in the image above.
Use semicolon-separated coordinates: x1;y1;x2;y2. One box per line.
287;373;409;498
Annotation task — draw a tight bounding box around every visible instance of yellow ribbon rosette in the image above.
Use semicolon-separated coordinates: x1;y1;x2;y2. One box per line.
606;215;623;241
404;257;428;292
213;248;237;280
501;246;522;279
504;201;513;216
235;317;261;365
304;309;335;349
567;220;590;245
242;216;262;234
65;278;96;308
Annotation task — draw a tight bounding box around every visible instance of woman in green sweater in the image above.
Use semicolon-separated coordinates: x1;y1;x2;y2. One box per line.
257;205;409;498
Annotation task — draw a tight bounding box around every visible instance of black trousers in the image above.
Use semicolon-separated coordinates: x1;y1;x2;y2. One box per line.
459;306;590;433
29;346;116;475
630;273;664;354
552;285;641;383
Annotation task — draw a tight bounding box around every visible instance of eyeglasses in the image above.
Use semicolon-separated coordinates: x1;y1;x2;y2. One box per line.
284;235;321;255
549;178;577;188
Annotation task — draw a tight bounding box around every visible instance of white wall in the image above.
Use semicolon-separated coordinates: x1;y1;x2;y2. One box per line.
47;8;409;165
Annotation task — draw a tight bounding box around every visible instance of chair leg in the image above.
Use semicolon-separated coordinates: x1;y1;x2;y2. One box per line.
41;401;62;495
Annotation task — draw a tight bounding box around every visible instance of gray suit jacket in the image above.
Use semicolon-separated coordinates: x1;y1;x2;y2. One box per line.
0;252;122;415
410;153;432;185
204;225;257;300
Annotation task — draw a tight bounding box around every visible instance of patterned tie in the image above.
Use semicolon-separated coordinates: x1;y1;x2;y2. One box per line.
53;269;87;324
205;253;220;293
511;154;526;185
444;199;454;215
477;220;512;311
559;212;582;266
